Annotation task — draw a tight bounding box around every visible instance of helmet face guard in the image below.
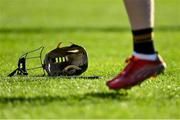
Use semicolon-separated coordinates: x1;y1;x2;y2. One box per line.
8;43;91;78
8;46;45;77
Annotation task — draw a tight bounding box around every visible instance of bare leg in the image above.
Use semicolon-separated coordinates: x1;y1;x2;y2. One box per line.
124;0;154;30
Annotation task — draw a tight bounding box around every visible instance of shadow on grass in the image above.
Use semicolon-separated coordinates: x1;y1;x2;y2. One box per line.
84;91;127;99
0;25;179;34
0;91;128;104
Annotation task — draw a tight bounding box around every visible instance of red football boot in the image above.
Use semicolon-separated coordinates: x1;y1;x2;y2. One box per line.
107;55;166;90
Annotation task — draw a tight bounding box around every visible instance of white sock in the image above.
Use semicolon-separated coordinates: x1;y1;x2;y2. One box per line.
133;52;157;61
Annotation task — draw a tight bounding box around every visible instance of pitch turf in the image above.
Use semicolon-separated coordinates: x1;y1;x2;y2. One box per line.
0;0;180;118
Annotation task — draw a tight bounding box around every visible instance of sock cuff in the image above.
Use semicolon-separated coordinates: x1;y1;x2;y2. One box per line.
132;28;153;36
132;28;155;55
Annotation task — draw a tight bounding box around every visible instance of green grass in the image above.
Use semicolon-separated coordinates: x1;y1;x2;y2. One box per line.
0;0;180;118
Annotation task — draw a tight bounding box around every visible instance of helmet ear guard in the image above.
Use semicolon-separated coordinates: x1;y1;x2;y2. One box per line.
8;43;100;79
